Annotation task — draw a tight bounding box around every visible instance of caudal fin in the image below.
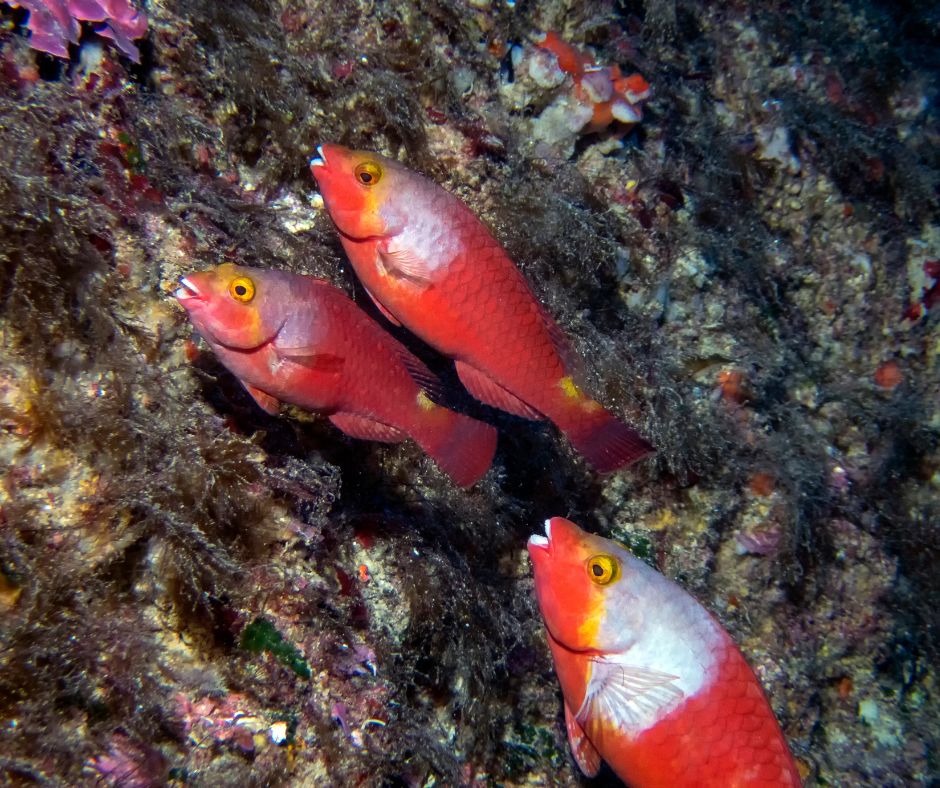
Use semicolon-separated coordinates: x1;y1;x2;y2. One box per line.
419;410;498;488
560;405;653;473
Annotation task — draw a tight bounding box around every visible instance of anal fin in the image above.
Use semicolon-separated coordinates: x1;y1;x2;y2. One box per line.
564;700;601;777
454;360;543;420
243;383;280;415
329;413;405;443
363;286;402;327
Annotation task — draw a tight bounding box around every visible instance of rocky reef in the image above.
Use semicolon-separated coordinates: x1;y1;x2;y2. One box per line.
0;0;937;785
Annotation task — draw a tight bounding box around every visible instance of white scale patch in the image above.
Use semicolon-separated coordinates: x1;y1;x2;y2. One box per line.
576;566;726;737
381;197;462;279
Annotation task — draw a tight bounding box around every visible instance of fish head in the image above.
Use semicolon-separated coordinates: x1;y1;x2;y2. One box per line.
175;263;287;350
310;144;415;240
528;516;640;653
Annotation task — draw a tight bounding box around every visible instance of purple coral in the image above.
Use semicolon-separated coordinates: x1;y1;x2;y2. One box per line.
9;0;148;62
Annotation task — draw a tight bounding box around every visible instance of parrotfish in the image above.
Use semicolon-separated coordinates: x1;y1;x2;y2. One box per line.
175;263;497;487
527;517;803;787
310;145;652;473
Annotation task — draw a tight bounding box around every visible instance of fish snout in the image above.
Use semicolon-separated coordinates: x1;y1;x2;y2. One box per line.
309;144;330;172
174;276;205;306
527;518;554;557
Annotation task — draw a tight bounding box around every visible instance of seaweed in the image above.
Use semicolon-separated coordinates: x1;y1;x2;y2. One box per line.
0;0;938;784
241;618;311;679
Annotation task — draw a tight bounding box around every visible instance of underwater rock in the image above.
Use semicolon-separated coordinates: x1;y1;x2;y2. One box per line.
0;0;937;784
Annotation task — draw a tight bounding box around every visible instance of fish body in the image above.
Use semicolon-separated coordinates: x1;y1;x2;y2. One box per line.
311;144;652;473
527;517;802;787
175;263;497;487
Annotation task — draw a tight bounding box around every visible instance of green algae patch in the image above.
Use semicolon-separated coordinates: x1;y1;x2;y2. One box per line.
241;618;311;679
612;528;656;568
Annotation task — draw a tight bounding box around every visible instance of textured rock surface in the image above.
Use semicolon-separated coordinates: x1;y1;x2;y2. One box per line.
0;0;937;785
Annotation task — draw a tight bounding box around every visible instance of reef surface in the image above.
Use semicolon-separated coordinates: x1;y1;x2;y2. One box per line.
0;0;937;785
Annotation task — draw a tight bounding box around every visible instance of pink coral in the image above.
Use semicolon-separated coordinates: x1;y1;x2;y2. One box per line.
735;525;783;557
175;693;258;753
532;31;650;134
85;733;165;788
10;0;147;62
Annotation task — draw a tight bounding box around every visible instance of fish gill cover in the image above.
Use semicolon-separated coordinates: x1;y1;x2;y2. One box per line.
0;0;938;785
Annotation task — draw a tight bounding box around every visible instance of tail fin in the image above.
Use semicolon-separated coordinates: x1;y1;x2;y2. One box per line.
560;404;653;473
418;410;498;488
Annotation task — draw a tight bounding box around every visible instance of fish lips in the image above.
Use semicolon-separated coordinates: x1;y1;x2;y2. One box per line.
308;144;338;204
309;144;330;173
174;277;205;309
527;519;554;559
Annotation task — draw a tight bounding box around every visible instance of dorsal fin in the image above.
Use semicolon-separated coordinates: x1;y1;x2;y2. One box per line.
393;345;443;402
536;301;585;382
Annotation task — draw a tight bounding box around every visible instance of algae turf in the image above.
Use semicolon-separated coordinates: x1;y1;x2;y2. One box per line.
241;618;312;679
0;0;939;785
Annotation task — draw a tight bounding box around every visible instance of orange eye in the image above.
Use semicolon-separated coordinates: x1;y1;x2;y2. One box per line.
586;554;618;585
354;161;382;186
229;276;255;303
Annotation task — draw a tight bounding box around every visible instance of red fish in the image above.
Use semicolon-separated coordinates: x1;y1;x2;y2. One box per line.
528;517;803;787
310;145;652;473
175;263;497;487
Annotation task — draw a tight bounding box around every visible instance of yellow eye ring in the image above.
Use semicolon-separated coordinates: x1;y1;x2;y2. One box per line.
354;161;382;186
587;554;619;585
229;276;255;303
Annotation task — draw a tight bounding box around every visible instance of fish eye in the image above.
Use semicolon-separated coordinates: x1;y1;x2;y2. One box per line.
586;554;618;585
354;161;382;186
229;276;256;303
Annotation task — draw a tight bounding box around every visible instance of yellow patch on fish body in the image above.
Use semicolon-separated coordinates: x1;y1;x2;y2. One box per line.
558;375;582;399
240;304;267;346
416;391;436;411
576;602;604;644
557;376;605;413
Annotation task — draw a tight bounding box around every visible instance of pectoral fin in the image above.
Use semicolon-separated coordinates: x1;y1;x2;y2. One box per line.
564;700;601;777
278;348;345;374
575;656;684;732
243;383;280;415
377;242;433;286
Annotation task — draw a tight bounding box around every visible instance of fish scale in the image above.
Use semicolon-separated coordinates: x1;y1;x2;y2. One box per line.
175;263;496;487
311;144;653;472
529;517;803;787
608;645;800;786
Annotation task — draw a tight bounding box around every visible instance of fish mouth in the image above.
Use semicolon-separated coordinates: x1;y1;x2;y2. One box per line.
174;276;204;304
309;144;327;170
527;519;553;555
